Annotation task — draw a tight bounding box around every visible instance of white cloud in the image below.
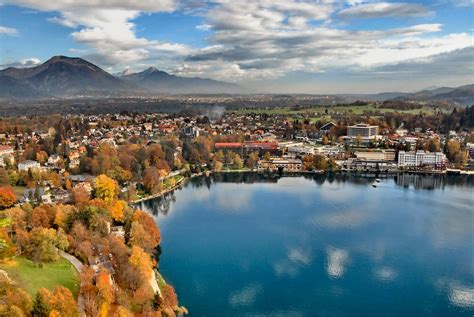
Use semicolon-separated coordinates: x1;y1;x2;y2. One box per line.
0;57;41;68
326;247;349;278
0;26;19;36
338;2;433;19
228;283;262;307
3;0;473;89
4;0;177;12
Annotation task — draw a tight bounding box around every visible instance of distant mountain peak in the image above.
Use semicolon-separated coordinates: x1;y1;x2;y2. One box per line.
144;66;160;74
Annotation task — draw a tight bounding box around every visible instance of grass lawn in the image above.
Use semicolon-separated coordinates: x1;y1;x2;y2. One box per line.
0;256;80;297
230;104;441;118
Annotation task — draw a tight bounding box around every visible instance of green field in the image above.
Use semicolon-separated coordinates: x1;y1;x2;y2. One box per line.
0;256;80;297
229;104;441;122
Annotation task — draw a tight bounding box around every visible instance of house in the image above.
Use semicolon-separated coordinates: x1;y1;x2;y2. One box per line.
48;154;62;165
111;226;125;238
18;160;41;172
320;122;336;133
51;188;72;203
0;145;14;156
258;158;303;172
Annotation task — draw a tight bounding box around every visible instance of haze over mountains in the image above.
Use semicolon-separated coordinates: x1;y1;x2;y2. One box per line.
0;55;473;105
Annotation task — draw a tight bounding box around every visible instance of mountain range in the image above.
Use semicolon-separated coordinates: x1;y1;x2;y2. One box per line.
0;56;241;98
0;55;472;105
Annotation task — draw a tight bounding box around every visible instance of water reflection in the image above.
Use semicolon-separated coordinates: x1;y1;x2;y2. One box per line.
136;173;474;217
136;173;473;316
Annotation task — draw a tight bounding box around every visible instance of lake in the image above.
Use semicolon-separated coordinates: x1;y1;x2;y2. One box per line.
137;173;474;317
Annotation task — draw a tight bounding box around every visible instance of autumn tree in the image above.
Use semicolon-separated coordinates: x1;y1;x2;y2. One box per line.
233;154;244;170
108;199;127;222
131;211;161;247
96;270;115;310
0;186;16;209
142;167;163;194
28;228;69;263
94;174;118;203
72;185;91;205
35;287;78;317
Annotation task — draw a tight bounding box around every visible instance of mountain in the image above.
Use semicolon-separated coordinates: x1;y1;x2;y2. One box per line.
0;75;43;98
0;56;137;98
120;67;242;94
429;84;474;105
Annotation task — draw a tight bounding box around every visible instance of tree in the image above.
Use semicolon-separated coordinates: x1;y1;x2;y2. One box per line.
322;135;329;145
427;138;441;152
233;154;244;170
72;186;90;204
132;211;161;247
96;270;114;306
142;167;162;194
162;284;178;310
32;290;51;317
0;186;16;209
4;281;33;315
94;174;118;203
28;228;69;263
30;206;51;228
130;221;159;253
129;245;153;281
109;200;127;222
35;287;78;317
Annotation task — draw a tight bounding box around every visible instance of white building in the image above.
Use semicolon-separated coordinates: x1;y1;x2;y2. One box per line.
287;145;315;157
355;150;396;161
347;123;379;138
398;151;446;168
18;160;41;172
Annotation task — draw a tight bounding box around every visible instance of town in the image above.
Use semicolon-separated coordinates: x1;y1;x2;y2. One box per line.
0;103;472;316
0;104;472;206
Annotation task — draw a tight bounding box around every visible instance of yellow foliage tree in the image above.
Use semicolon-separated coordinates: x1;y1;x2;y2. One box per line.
129;245;153;280
94;174;118;203
109;200;126;222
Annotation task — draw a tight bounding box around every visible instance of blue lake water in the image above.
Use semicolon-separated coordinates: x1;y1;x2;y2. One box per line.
137;173;474;317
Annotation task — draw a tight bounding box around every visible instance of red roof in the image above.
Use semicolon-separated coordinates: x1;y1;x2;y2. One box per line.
215;142;242;148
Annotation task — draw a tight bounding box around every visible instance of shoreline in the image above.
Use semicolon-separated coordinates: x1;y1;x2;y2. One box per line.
130;168;470;204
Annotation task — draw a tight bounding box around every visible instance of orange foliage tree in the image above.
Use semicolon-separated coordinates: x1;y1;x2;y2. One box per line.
0;186;16;209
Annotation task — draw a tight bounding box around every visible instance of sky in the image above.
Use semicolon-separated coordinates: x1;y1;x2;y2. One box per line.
0;0;473;93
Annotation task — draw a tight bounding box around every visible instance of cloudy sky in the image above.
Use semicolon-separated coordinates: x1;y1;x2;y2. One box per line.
0;0;473;93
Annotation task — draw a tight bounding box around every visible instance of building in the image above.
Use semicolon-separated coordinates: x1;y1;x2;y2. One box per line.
214;142;244;157
243;142;281;157
18;160;41;172
398;151;447;168
0;145;14;156
347;123;379;138
257;158;302;172
182;126;201;138
355;150;396;161
287;145;316;157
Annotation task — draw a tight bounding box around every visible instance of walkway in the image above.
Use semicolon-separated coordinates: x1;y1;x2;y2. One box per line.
60;251;85;317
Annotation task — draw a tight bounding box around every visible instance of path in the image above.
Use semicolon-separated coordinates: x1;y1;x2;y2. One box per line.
60;251;85;317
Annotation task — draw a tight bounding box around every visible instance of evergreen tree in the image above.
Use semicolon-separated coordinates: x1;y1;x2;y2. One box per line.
32;292;50;317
